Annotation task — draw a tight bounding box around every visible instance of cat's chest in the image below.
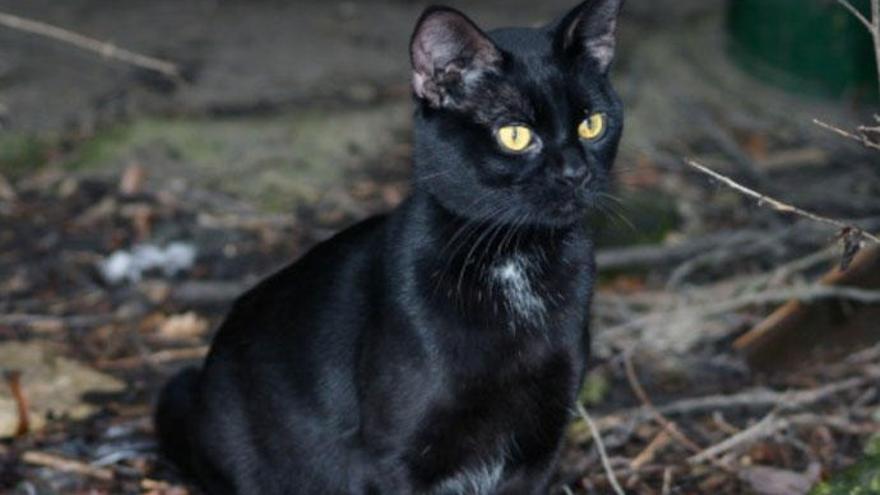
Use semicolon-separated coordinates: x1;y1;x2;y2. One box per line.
467;250;585;333
413;350;581;494
489;254;550;326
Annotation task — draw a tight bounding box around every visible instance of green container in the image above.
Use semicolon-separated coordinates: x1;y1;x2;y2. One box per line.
728;0;878;100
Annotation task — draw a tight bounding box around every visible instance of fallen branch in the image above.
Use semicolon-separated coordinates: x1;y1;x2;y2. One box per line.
622;352;703;454
787;413;880;435
684;159;880;245
603;285;880;335
171;280;248;305
0;11;182;81
96;345;209;370
0;313;116;330
596;230;768;271
688;413;787;465
597;370;878;432
733;245;880;368
629;430;671;470
22;451;114;481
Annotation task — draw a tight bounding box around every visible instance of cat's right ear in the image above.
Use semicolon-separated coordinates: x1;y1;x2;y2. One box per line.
410;6;502;108
556;0;623;74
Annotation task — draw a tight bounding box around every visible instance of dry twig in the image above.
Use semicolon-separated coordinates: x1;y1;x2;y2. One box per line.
0;313;116;330
598;369;879;433
97;345;209;370
4;370;29;436
0;11;182;81
603;284;880;336
688;412;787;465
629;430;672;470
814;118;880;151
576;403;627;495
835;0;880;89
819;1;880;149
22;451;114;481
685;159;880;244
661;467;673;495
622;352;703;454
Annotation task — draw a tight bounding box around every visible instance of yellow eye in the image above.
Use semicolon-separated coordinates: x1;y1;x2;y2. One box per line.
496;125;534;152
578;113;606;140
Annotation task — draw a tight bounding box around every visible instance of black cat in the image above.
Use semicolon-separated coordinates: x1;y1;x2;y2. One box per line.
155;1;624;493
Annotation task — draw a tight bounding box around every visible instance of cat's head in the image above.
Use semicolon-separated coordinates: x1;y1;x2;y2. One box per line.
410;0;624;227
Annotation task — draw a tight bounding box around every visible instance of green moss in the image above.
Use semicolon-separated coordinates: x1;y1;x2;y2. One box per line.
810;436;880;495
0;134;51;177
578;370;611;407
58;104;409;212
65;125;133;171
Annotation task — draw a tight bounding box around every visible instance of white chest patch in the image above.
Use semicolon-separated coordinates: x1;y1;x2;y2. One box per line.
430;458;505;495
492;255;546;324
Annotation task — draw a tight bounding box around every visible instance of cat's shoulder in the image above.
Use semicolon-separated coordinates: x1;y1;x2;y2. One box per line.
231;214;389;308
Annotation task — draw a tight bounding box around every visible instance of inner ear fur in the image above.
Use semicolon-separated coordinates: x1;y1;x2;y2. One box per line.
557;0;623;74
410;6;502;107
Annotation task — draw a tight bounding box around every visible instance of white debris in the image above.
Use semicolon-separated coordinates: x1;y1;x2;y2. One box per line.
100;242;197;284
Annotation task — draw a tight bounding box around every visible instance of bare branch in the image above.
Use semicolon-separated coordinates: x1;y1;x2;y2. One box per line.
603;285;880;337
96;345;209;370
622;352;703;454
814;118;880;151
0;11;182;81
687;413;787;465
596;369;879;435
685;159;880;244
22;451;114;481
874;0;880;91
835;0;875;32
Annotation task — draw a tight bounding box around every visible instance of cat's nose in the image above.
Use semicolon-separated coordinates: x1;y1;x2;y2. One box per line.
554;165;592;188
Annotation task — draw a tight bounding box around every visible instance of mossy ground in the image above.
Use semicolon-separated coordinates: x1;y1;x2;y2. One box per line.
811;436;880;495
22;102;410;212
0;134;54;178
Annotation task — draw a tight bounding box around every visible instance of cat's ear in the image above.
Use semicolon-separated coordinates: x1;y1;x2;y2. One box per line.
410;6;502;107
557;0;623;74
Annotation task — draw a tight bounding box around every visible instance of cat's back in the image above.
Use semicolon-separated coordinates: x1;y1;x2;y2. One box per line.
203;213;389;387
166;215;392;494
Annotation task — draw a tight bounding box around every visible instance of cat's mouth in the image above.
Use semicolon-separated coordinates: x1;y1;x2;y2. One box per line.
517;179;605;226
545;191;594;222
555;200;579;215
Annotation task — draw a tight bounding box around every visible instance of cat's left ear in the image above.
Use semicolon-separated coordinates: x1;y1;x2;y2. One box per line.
410;6;502;108
556;0;624;74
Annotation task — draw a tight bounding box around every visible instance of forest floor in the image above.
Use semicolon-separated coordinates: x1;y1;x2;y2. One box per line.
2;1;880;494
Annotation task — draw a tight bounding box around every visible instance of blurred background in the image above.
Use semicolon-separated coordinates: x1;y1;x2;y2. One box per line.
1;0;879;493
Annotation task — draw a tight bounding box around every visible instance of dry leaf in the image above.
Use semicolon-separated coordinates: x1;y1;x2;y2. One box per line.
119;163;147;196
157;312;209;341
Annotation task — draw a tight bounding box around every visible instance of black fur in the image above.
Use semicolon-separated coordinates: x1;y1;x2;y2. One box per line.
155;2;624;493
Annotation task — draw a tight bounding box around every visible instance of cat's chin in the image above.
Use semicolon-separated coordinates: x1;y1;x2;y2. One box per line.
530;194;596;227
517;203;589;228
540;209;588;227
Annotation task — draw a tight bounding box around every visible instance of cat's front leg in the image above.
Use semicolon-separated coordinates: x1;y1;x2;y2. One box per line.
342;445;414;495
495;447;561;495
